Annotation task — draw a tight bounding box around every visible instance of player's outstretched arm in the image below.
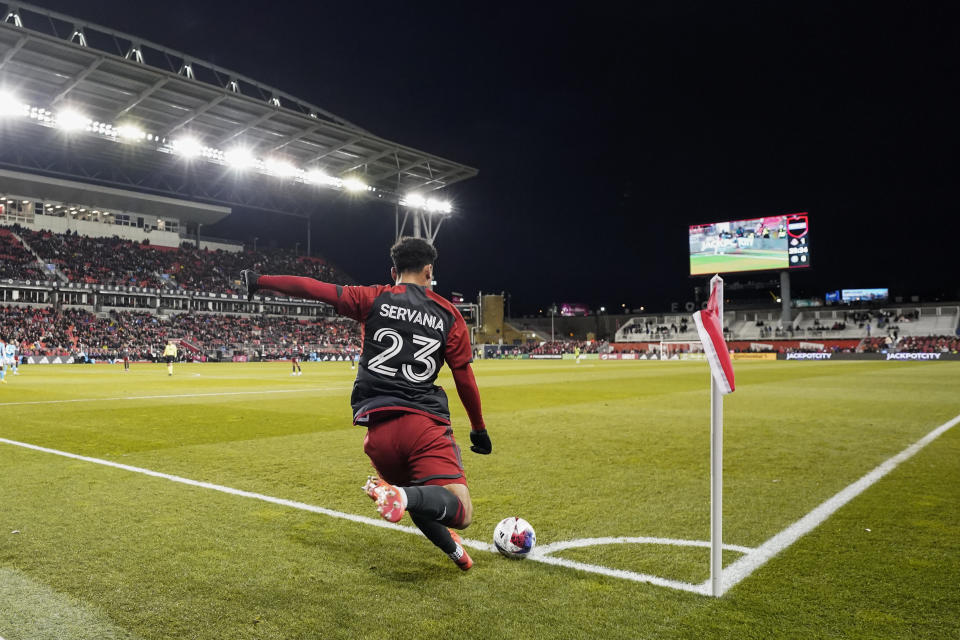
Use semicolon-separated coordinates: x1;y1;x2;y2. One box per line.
241;270;340;305
451;364;491;454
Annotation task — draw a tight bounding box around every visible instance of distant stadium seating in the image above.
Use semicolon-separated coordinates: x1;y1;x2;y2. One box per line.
0;227;50;281
896;335;960;354
2;305;360;360
616;305;960;344
9;225;353;294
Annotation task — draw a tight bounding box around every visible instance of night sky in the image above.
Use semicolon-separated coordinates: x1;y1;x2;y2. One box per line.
30;1;960;313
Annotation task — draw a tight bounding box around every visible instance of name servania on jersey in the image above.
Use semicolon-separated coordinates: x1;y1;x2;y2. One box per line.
886;352;942;360
379;303;445;331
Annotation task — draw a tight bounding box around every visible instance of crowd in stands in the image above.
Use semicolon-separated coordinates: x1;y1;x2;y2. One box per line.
621;318;691;339
483;340;605;357
7;225;352;294
528;340;600;355
896;335;960;354
857;337;890;353
0;228;49;281
0;305;361;361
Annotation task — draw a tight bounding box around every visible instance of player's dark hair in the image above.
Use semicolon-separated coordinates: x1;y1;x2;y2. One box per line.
390;236;437;274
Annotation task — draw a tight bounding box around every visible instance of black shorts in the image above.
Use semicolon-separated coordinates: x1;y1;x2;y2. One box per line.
165;355;174;364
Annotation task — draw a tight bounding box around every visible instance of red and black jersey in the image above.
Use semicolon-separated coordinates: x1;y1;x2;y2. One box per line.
332;283;472;424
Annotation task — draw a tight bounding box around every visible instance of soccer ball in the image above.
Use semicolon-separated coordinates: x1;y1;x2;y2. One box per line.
493;517;536;558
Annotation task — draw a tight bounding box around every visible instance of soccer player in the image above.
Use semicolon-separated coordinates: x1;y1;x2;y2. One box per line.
4;337;17;376
290;342;303;376
241;237;491;571
574;344;582;364
0;337;7;384
163;340;178;376
122;345;130;372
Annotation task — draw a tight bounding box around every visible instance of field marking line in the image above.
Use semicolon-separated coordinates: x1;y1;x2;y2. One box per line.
0;435;428;536
536;536;754;555
717;410;960;596
0;387;351;407
0;436;734;594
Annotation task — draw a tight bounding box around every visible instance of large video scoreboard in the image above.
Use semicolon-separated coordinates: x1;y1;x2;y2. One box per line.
689;213;809;276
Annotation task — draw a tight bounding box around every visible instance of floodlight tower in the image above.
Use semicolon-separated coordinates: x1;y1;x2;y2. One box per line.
395;195;452;245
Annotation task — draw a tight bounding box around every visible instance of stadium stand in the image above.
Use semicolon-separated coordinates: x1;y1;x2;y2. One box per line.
616;306;959;344
896;335;960;354
2;305;361;361
2;226;956;361
5;225;353;294
0;227;49;281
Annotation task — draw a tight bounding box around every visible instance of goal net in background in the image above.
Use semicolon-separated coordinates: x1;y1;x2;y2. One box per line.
658;340;705;360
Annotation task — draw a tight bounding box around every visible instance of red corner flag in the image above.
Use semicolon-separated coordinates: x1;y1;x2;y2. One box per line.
692;278;735;394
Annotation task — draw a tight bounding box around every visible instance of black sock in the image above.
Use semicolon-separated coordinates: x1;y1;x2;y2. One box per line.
409;512;457;554
403;486;465;527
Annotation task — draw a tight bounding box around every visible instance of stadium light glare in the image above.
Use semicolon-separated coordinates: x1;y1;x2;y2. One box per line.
401;193;451;214
224;147;257;170
116;124;145;141
306;169;340;187
0;91;28;117
342;177;368;192
56;108;91;132
401;193;426;208
425;198;452;214
171;136;204;158
264;157;298;178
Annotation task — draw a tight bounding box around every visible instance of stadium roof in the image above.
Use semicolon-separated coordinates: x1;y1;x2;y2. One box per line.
0;1;477;208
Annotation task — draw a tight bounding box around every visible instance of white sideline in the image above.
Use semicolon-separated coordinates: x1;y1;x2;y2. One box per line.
0;387;349;407
716;411;960;595
0;436;436;538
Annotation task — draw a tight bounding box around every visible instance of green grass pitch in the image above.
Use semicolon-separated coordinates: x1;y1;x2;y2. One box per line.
690;251;789;275
1;360;958;639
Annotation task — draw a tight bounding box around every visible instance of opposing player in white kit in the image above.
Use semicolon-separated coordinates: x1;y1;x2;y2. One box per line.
5;339;19;375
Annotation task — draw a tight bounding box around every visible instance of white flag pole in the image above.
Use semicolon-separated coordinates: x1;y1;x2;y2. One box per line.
710;274;724;597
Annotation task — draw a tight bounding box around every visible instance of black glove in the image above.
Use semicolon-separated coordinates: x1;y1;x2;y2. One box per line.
240;269;261;301
470;429;492;455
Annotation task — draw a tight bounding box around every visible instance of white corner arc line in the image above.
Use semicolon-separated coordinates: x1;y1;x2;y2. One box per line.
720;411;960;595
530;554;709;595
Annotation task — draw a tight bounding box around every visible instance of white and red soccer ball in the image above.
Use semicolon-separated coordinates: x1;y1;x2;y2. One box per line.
493;517;536;558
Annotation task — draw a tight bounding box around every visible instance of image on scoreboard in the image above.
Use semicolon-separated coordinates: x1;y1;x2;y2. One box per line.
689;213;809;276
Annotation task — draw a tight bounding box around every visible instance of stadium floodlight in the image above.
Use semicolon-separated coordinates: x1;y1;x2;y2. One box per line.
305;169;340;187
342;176;369;192
264;157;298;178
224;147;257;170
0;91;27;117
55;108;91;132
171;136;204;158
400;193;426;209
401;193;452;214
425;198;452;214
116;124;145;141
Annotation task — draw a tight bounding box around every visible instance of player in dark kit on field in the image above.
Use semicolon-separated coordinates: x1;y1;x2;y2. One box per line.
290;342;302;376
241;237;491;571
